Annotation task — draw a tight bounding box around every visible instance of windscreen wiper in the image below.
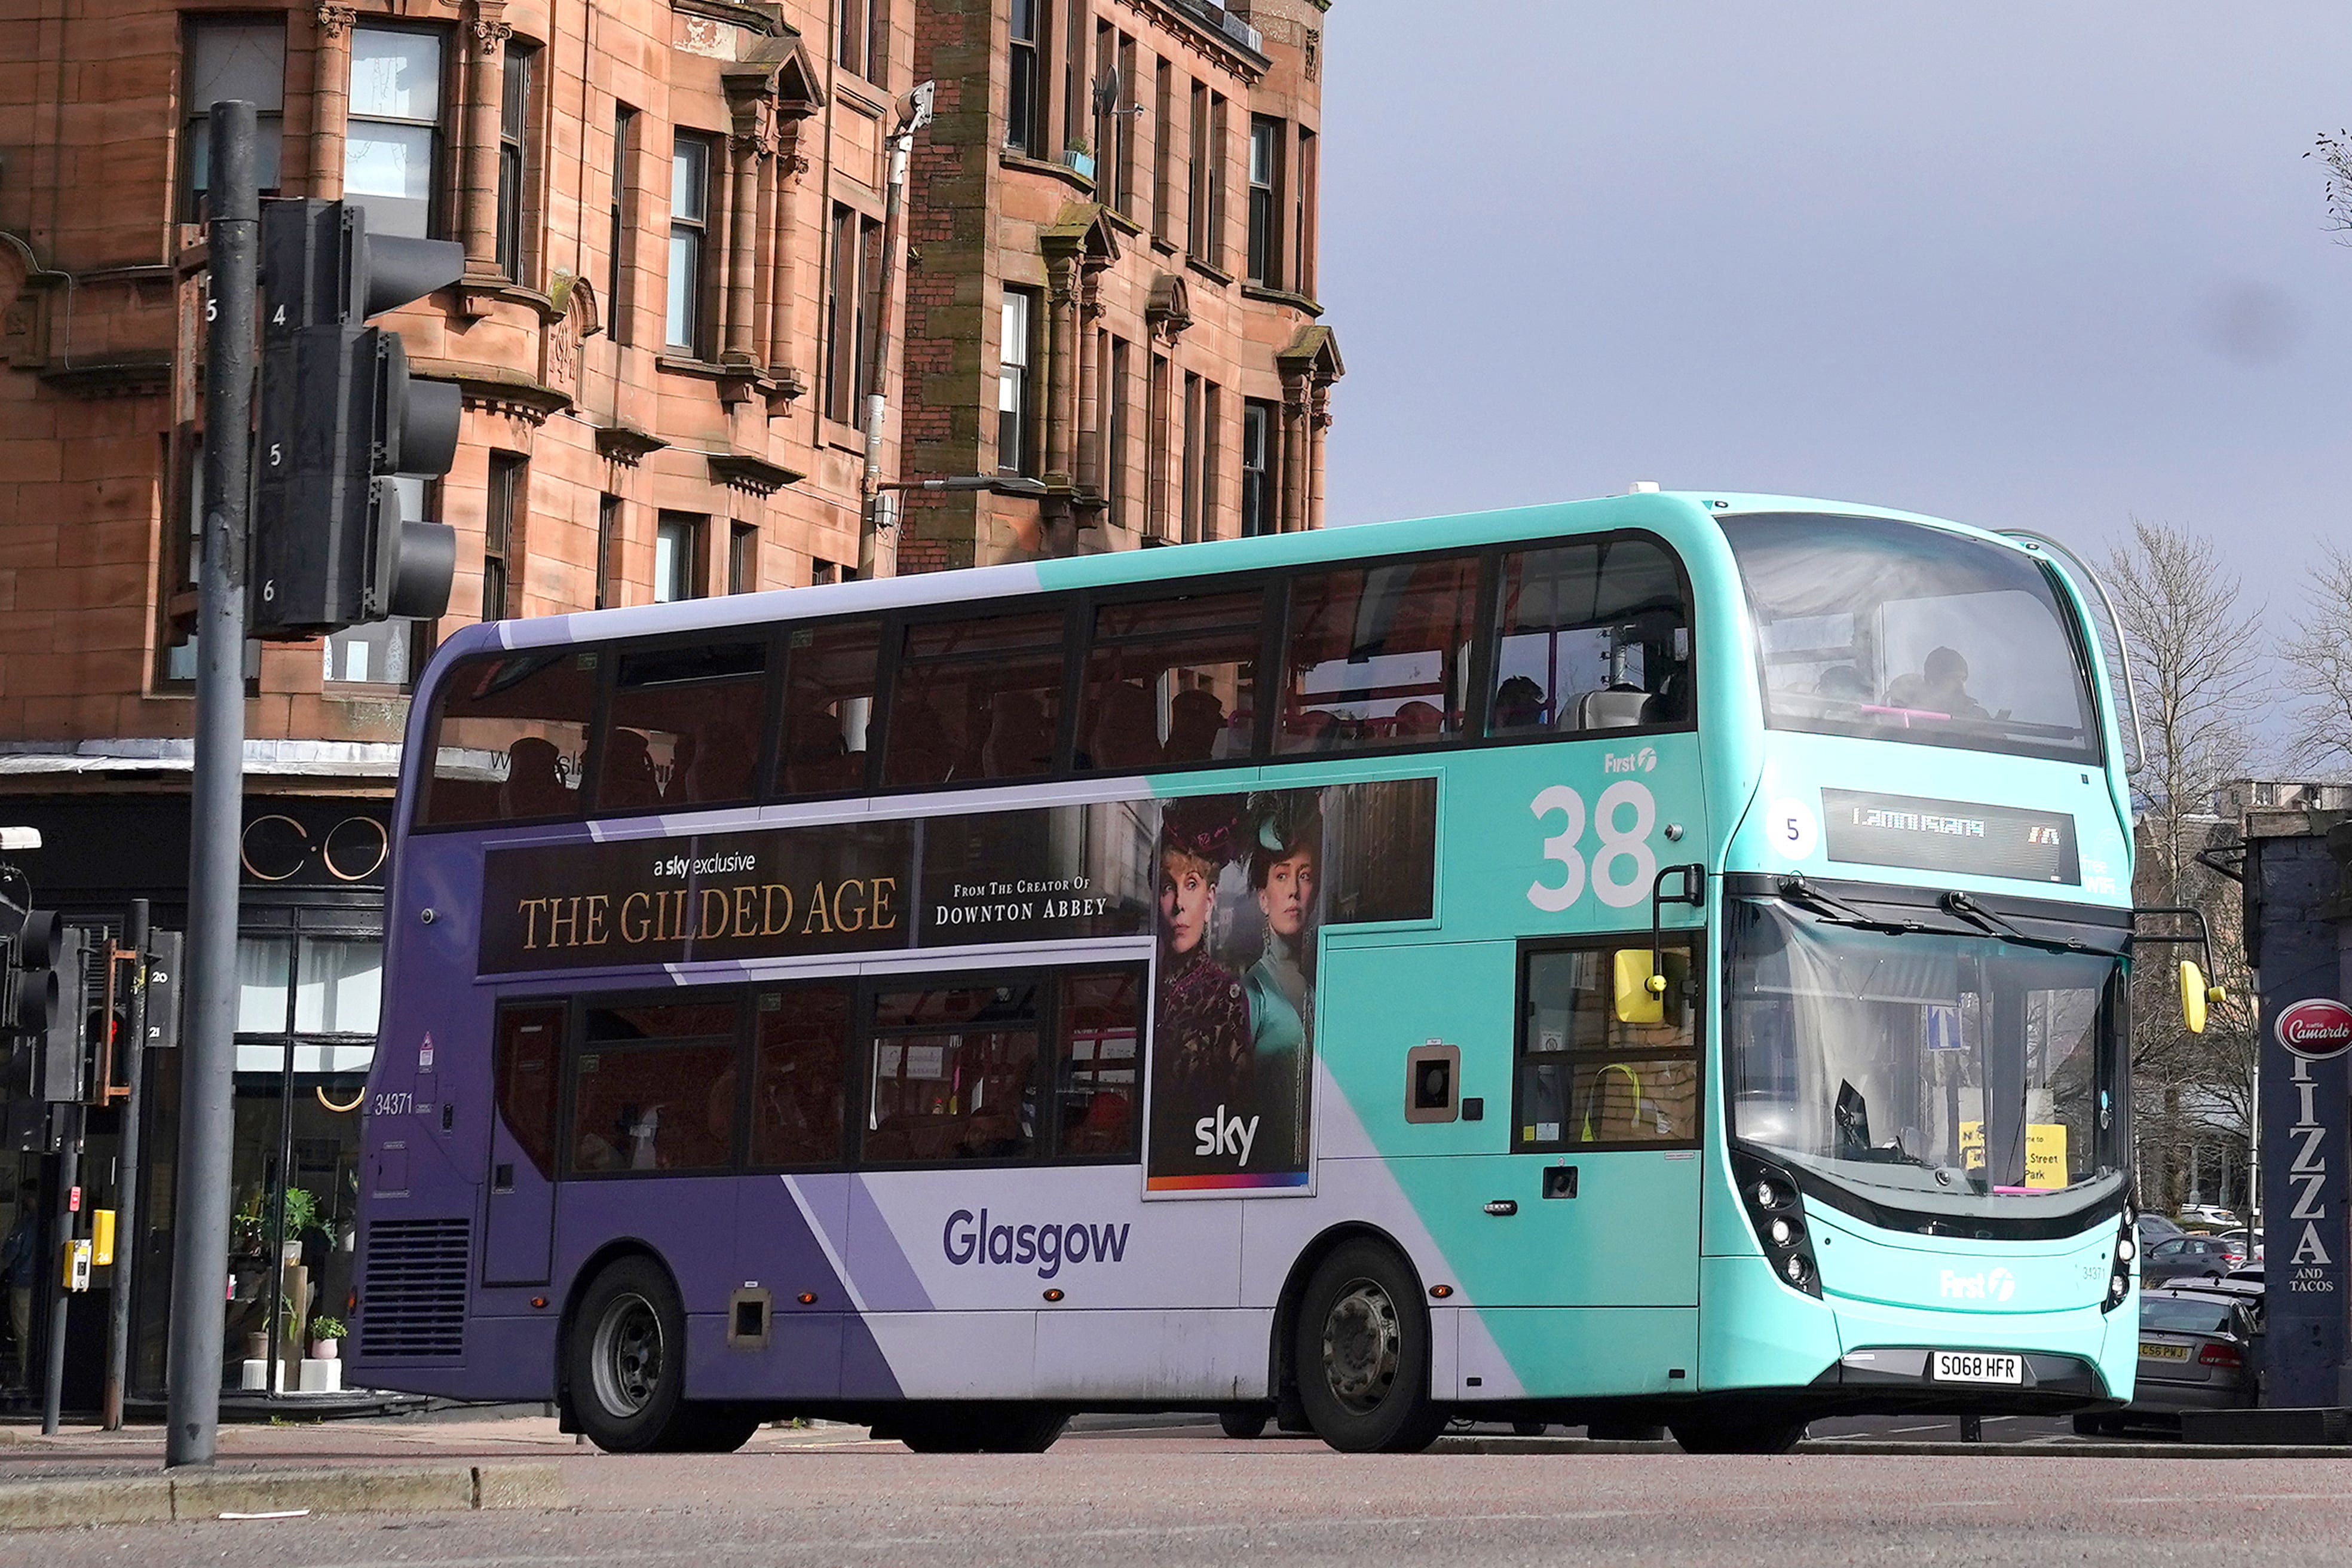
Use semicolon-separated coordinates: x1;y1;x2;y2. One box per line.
1938;891;2099;956
1775;877;1922;935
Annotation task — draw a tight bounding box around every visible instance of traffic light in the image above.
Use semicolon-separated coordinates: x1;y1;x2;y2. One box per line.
4;911;88;1104
251;198;464;639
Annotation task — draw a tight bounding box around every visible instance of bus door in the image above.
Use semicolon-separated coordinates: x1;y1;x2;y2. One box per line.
483;1001;564;1285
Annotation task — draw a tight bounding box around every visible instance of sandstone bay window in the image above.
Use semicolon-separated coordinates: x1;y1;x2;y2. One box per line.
182;19;286;219
1247;115;1282;288
482;454;525;620
1007;0;1042;152
345;24;446;240
667;133;713;355
824;204;882;427
1241;398;1275;538
494;41;535;280
607;106;636;344
998;287;1037;474
655;513;703;603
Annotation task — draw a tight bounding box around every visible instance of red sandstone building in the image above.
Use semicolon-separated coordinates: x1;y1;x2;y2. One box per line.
0;0;1336;1407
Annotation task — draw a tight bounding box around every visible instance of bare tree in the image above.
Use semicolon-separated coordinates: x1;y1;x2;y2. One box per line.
2104;518;2265;894
2281;541;2352;773
2313;131;2352;243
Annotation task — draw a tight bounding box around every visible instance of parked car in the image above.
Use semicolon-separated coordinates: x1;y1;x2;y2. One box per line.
2137;1212;2186;1251
2215;1229;2262;1264
2075;1287;2261;1435
2141;1232;2237;1285
2178;1204;2240;1230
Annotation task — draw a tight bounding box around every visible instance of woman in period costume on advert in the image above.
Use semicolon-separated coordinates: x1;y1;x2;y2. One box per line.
1242;790;1321;1170
1154;796;1253;1146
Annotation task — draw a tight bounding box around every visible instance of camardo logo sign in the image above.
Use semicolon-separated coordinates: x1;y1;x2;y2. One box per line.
2277;999;2352;1061
1938;1266;2016;1303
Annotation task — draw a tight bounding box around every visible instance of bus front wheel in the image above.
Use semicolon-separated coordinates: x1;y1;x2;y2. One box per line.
566;1255;709;1453
1293;1239;1446;1454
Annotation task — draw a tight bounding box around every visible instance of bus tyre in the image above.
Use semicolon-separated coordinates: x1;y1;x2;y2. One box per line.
673;1404;764;1453
1220;1407;1271;1440
1670;1416;1808;1455
567;1255;693;1453
1294;1239;1446;1454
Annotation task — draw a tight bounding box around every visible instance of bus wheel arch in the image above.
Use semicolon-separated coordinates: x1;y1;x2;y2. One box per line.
556;1241;688;1448
1272;1224;1446;1451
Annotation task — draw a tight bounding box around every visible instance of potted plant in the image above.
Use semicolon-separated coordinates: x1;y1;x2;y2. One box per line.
278;1187;320;1260
307;1314;345;1361
1061;137;1095;179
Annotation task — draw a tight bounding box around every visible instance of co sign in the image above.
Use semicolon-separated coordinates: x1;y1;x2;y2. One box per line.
2277;998;2352;1061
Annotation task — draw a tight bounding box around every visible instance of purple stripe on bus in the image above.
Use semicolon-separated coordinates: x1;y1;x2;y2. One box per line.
843;1174;936;1313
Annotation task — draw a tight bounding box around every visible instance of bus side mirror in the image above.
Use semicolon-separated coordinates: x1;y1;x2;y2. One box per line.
2180;960;2209;1035
1613;950;1665;1025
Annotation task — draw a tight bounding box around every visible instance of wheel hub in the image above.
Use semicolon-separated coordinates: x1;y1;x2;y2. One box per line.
1321;1279;1401;1413
590;1292;664;1417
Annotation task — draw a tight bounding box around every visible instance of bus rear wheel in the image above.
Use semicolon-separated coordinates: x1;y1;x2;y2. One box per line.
566;1255;702;1453
1294;1239;1446;1454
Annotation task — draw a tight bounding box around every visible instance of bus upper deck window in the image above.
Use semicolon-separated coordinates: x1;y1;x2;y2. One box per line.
1277;557;1478;754
599;639;767;813
1490;538;1691;739
1079;589;1264;771
776;620;882;798
884;610;1068;788
420;648;601;827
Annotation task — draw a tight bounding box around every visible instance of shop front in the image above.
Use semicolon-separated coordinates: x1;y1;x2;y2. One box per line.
0;794;393;1411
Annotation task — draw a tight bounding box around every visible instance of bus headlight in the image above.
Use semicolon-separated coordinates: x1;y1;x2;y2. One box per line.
1734;1150;1821;1300
2101;1207;2135;1314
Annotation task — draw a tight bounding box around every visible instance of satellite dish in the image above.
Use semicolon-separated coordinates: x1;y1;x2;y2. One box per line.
1092;65;1122;119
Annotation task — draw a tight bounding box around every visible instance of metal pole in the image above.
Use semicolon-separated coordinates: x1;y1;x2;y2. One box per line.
101;900;150;1431
41;1102;79;1434
165;100;256;1469
857;122;914;581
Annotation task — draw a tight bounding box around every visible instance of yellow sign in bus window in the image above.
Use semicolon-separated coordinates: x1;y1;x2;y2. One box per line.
1957;1121;2066;1188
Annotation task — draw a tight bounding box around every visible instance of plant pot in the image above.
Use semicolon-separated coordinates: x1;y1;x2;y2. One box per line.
307;1339;338;1361
244;1332;270;1360
1060;148;1095;179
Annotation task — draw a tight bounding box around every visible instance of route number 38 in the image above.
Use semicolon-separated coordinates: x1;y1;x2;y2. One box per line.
1526;781;1658;911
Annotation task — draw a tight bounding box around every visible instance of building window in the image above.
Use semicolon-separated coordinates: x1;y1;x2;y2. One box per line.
345;26;445;240
1104;335;1128;529
667;133;712;354
812;559;839;586
1198;381;1221;540
825;204;880;426
1206;93;1228;270
1241;399;1275;537
607;106;635;345
182;19;286;220
594;493;621;610
1187;84;1208;261
998;287;1036;474
1145;351;1169;541
1062;0;1087;159
1180;372;1202;543
1150;58;1174;243
1113;33;1138;218
494;42;534;279
654;512;702;603
728;523;758;595
837;0;882;82
1296;127;1318;298
483;454;525;620
1247;116;1282;288
1007;0;1040;152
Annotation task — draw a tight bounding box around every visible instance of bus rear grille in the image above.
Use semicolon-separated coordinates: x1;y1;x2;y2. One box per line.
359;1217;471;1359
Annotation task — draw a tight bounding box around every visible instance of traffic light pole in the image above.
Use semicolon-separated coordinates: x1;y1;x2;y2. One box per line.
166;101;257;1470
41;1101;80;1435
101;899;151;1431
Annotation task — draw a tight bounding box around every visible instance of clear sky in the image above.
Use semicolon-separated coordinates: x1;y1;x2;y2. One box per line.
1318;2;2352;621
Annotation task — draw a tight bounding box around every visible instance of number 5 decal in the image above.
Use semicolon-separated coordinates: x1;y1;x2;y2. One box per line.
1526;781;1659;912
1527;784;1587;911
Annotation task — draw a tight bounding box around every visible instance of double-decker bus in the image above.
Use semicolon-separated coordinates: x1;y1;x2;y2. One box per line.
351;491;2151;1454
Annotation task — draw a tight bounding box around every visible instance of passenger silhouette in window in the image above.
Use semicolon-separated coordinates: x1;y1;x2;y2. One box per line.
1164;688;1227;764
1493;675;1547;731
1886;647;1986;719
600;728;663;808
501;736;571;817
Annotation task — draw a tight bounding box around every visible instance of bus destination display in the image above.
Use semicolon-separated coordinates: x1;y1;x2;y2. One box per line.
1820;789;2078;885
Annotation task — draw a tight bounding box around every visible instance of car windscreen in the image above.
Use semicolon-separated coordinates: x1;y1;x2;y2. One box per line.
2141;1297;2234;1335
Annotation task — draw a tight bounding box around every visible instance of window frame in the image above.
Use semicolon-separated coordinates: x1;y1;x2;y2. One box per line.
1247;114;1282;288
587;626;778;820
1006;0;1043;154
666;131;715;356
180;15;289;222
557;985;752;1180
1511;932;1706;1156
873;600;1085;793
997;285;1038;475
482;452;526;621
607;104;636;345
1483;528;1704;750
653;510;704;604
342;20;451;240
494;39;536;280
